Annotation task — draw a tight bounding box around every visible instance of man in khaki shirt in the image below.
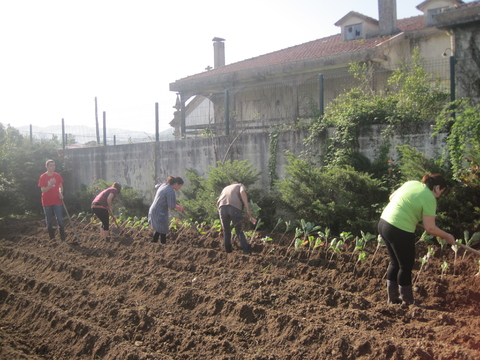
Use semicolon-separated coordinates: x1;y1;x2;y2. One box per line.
217;183;254;254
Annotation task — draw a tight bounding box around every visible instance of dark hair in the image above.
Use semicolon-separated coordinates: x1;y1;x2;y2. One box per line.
166;176;184;186
422;174;448;194
112;182;122;194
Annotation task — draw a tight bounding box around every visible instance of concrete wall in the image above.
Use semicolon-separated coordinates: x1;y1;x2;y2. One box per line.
64;124;446;203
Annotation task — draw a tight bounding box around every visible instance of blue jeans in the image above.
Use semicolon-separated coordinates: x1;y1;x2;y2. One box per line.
44;204;64;230
219;205;250;254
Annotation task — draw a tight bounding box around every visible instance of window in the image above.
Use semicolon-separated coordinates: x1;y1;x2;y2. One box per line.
427;7;446;25
345;23;362;40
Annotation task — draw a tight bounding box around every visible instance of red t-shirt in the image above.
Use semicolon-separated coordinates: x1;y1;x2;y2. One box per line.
38;172;64;206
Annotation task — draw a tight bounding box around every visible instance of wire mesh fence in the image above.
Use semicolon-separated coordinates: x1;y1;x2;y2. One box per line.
17;57;454;145
179;57;453;138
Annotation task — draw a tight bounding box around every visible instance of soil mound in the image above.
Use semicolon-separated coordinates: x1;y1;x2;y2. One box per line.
0;217;479;359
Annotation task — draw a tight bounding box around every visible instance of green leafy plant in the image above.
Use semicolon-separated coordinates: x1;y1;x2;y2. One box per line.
418;230;435;245
441;261;449;280
261;236;273;243
414;247;435;286
350;230;375;262
452;240;461;275
369;234;385;271
328;238;346;265
353;251;367;273
277;220;291;246
437;236;448;254
462;231;480;260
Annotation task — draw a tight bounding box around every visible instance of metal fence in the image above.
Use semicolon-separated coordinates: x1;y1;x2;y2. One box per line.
181;57;453;138
17;56;455;145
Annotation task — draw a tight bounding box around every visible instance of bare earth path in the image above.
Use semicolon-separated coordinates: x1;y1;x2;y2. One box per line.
0;217;479;359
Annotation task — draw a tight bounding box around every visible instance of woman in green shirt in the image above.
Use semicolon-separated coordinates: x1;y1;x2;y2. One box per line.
378;174;455;306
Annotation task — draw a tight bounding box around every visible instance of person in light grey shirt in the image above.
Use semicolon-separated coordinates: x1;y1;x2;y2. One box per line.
217;183;255;254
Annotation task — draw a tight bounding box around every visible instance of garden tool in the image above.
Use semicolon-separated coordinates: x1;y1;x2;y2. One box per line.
110;215;121;235
455;241;480;257
62;200;81;244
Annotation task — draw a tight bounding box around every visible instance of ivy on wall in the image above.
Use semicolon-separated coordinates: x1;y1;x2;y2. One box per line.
268;129;281;188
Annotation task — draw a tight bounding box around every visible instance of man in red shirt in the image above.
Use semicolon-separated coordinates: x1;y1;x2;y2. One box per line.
38;159;65;241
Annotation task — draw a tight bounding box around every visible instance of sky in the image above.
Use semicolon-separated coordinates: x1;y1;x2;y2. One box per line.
1;0;431;134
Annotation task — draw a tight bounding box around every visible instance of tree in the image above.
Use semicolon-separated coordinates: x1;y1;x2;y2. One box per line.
0;123;64;216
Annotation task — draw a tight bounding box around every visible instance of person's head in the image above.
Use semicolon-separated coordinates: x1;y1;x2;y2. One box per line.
422;173;449;198
45;159;55;173
112;182;122;194
166;176;184;190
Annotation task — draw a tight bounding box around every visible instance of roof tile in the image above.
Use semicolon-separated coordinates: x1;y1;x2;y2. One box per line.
178;16;425;82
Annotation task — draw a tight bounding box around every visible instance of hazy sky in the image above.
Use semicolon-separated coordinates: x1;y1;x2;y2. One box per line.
1;0;431;134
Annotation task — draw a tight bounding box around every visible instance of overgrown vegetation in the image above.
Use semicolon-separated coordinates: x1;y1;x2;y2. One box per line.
180;159;261;224
305;48;449;170
69;179;148;218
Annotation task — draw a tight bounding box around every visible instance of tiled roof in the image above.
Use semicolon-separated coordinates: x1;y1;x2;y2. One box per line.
177;15;425;82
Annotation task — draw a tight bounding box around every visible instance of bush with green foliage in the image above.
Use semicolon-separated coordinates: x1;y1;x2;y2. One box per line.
67;179;148;218
432;99;480;235
434;99;480;181
276;153;387;234
181;160;261;224
0;123;67;217
305;48;449;169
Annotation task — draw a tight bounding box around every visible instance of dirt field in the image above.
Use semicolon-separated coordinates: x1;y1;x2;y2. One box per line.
0;216;479;360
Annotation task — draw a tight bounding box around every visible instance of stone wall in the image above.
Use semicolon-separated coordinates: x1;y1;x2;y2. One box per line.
64;124;446;203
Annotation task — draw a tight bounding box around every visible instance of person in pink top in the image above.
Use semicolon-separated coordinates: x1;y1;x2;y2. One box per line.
91;182;122;238
38;159;65;241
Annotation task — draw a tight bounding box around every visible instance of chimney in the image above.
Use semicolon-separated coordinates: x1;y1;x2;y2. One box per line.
212;37;225;68
378;0;397;36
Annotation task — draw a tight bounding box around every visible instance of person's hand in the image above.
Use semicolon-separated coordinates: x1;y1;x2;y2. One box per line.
176;205;184;212
59;192;64;200
48;178;57;186
445;233;456;246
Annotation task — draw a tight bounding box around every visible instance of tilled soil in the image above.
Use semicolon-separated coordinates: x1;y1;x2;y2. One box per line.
0;216;479;360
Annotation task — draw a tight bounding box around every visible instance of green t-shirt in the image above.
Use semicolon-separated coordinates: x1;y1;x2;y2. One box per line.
381;181;437;233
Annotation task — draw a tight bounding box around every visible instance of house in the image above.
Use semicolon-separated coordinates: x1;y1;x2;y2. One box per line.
431;0;480;102
169;0;469;138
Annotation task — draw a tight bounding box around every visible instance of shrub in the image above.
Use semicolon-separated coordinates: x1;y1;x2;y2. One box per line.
276;153;387;234
180;160;261;224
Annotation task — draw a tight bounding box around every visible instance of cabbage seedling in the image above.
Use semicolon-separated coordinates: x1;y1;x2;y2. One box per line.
270;218;283;234
413;247;434;286
437;237;448;254
441;261;449;280
328;238;345;265
350;231;375;262
462;231;480;260
277;220;291;246
369;234;385;270
452;240;461;275
286;227;303;261
353;251;367;273
418;231;435;245
317;227;331;259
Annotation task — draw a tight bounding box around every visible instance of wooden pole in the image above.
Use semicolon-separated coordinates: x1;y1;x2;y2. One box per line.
95;97;100;144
